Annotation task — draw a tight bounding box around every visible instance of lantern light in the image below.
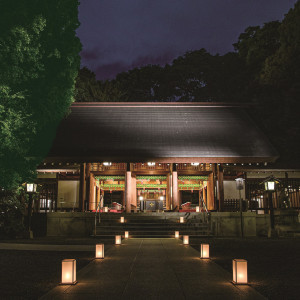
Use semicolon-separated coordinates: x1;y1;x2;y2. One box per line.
183;235;189;245
139;196;144;200
200;244;209;259
104;207;108;213
103;162;112;166
180;217;184;223
232;259;248;284
26;183;37;193
235;178;245;190
125;231;129;239
120;216;125;223
95;244;104;259
159;196;164;201
115;235;121;245
175;231;179;239
196;206;200;212
147;162;155;166
61;259;77;285
191;162;199;166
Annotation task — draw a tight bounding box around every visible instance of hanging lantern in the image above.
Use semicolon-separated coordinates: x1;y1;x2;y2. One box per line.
115;235;121;245
120;216;125;223
180;217;184;223
175;231;179;238
200;244;209;259
95;244;104;259
125;231;129;239
61;259;77;285
232;259;248;284
183;235;189;245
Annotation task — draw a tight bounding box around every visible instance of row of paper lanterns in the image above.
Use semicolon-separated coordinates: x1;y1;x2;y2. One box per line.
61;230;247;286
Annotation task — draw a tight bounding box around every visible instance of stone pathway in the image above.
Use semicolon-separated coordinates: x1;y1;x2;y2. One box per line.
40;238;266;299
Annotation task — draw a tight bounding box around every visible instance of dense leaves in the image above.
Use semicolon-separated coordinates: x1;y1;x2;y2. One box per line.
0;0;81;189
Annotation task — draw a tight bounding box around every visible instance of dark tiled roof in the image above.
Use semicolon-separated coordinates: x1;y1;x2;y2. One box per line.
46;103;278;163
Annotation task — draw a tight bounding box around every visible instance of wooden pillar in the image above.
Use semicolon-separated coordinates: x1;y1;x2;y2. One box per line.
79;163;86;212
203;186;207;208
217;164;224;212
166;173;171;210
89;173;95;210
172;163;178;211
131;174;137;212
125;164;132;213
207;173;215;210
85;163;91;211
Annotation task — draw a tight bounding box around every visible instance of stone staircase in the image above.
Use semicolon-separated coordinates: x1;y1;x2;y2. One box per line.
95;212;211;238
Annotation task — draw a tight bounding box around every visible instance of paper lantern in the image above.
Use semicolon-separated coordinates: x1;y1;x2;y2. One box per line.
180;217;184;223
61;259;76;285
125;231;129;239
104;207;108;213
175;231;179;238
183;235;189;245
95;244;104;259
115;235;121;245
120;216;125;223
232;259;248;284
196;206;200;212
200;244;209;259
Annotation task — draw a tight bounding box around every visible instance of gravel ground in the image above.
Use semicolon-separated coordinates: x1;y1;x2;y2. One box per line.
0;237;299;299
190;237;300;300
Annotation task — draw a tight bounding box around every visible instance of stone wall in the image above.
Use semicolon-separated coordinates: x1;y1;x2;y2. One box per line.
47;212;94;237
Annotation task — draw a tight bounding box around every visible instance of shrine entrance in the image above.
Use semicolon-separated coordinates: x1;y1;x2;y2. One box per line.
138;189;165;211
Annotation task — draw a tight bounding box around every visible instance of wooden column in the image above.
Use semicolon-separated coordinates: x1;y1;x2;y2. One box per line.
217;164;224;212
166;173;171;210
207;172;215;210
85;163;91;211
172;163;178;211
125;171;132;213
79;163;86;212
131;174;137;212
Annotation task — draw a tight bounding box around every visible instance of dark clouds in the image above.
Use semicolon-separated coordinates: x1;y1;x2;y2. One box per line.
77;0;297;80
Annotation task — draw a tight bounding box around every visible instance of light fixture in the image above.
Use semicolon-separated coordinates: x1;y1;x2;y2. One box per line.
115;235;121;245
147;162;155;166
95;244;104;259
103;162;112;166
26;183;37;193
200;244;209;259
139;196;144;201
196;206;200;212
235;178;245;190
104;207;108;213
125;231;129;239
183;235;189;245
159;196;164;201
180;217;184;223
120;216;125;223
191;162;199;166
232;259;248;284
61;259;77;285
175;231;179;238
263;176;279;191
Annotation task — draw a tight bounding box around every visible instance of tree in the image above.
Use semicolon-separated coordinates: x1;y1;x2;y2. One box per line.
0;0;81;189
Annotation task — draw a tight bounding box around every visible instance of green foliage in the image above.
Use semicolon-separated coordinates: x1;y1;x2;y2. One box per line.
0;0;81;189
0;190;26;238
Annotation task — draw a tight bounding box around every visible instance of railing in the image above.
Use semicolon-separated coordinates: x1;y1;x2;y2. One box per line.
94;196;102;236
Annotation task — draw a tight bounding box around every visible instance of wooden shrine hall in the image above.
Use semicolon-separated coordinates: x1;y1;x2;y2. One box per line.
37;102;279;213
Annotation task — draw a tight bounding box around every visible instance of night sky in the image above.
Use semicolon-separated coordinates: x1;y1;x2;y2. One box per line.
77;0;297;80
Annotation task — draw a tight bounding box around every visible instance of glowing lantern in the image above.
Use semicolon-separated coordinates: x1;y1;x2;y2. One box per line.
232;259;248;284
125;231;129;239
61;259;76;285
104;207;108;213
196;206;200;212
175;231;179;238
200;244;209;259
180;217;184;223
120;216;125;223
95;244;104;259
115;235;121;245
183;235;189;245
